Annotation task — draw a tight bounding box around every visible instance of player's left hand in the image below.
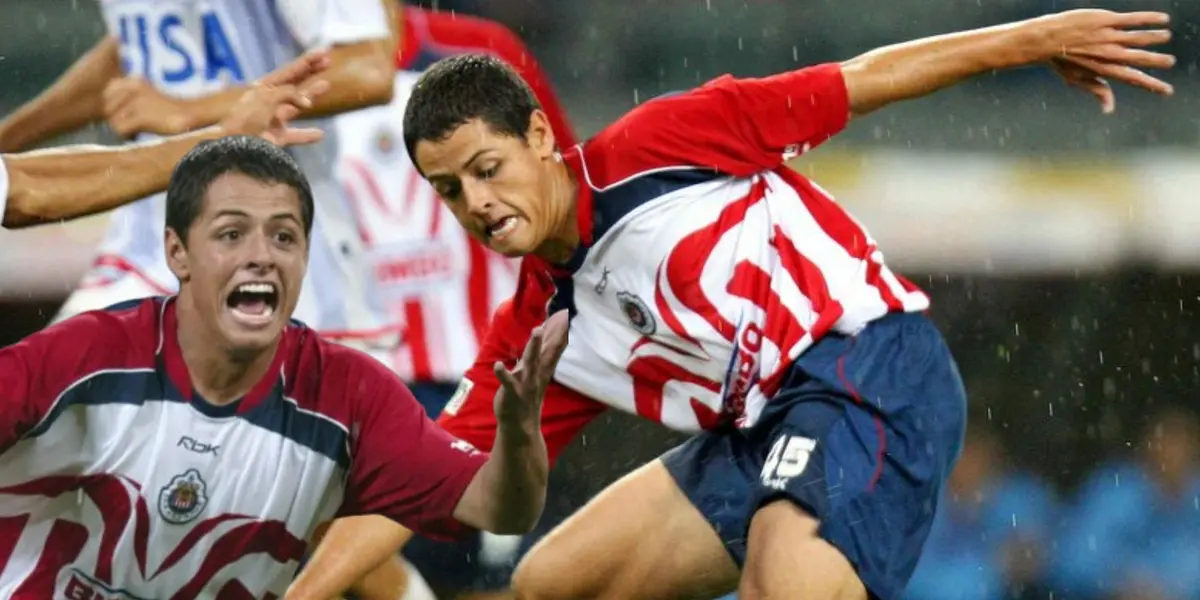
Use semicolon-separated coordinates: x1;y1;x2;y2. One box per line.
218;50;333;147
492;310;570;432
103;77;194;139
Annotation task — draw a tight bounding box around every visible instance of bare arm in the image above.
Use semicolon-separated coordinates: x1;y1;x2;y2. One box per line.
286;517;413;600
840;9;1174;117
450;311;567;534
106;39;394;139
0;37;122;152
2;51;332;229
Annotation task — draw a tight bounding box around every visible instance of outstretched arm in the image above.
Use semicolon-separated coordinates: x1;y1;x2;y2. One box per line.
1;52;332;229
841;9;1174;117
104;0;396;139
0;37;123;152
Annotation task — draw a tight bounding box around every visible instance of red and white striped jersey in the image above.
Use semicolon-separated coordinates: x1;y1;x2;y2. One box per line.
0;297;486;598
333;70;520;382
440;64;928;441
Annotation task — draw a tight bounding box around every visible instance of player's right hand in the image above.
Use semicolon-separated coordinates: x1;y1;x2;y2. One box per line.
492;310;569;433
218;50;334;147
1026;10;1174;113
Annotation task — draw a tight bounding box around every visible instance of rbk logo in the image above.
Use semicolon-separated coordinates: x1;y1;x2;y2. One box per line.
178;436;220;456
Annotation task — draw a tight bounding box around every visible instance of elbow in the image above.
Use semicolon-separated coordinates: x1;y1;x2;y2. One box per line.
2;168;43;229
488;507;543;535
331;41;396;109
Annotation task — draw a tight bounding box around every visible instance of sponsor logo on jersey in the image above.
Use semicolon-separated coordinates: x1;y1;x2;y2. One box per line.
443;378;474;416
617;291;656;335
158;469;209;525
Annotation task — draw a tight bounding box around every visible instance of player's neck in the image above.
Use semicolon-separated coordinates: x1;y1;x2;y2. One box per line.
175;302;279;406
534;158;581;264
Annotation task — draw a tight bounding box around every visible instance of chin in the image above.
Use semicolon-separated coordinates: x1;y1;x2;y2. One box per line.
219;315;284;358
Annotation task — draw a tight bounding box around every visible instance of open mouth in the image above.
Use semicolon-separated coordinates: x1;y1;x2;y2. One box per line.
485;216;518;240
225;282;280;327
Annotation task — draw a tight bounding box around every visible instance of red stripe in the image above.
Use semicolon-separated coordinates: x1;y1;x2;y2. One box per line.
82;476;138;584
466;240;492;345
779;168;913;310
404;300;434;382
661;180;768;343
172;521;306;600
725;259;807;364
11;519;88;598
628;339;721;426
88;255;173;294
339;180;374;245
0;515;29;570
836;353;887;491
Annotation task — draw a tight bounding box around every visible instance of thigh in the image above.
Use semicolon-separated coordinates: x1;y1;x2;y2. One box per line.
740;500;867;600
513;460;738;600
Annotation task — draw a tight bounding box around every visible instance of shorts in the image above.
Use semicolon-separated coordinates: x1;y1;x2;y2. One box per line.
662;311;968;600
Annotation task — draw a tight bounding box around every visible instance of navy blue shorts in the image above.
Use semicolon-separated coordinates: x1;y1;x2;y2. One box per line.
662;312;967;600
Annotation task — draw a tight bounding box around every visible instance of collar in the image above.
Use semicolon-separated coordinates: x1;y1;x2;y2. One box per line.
158;296;287;413
548;146;594;277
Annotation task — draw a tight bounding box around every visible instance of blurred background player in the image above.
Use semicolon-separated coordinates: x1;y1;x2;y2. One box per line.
308;5;577;599
0;0;397;340
1;51;331;229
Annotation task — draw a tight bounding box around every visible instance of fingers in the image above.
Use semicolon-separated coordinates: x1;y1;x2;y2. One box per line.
493;361;520;395
1076;43;1175;70
276;127;325;147
1069;76;1116;114
102;78;139;117
258;49;332;87
1064;55;1174;96
521;325;545;375
1113;11;1170;28
1109;28;1172;49
538;310;570;367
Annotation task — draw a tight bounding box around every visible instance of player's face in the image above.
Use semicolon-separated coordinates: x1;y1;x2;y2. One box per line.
166;172;308;353
415;112;561;257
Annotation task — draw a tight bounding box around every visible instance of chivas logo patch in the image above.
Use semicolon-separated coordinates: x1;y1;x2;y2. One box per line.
158;469;209;525
617;291;656;335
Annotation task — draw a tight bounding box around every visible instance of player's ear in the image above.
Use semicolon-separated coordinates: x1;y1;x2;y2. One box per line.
527;109;556;159
164;228;191;283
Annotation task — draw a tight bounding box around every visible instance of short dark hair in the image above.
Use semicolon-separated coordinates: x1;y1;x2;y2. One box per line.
165;135;314;244
402;53;541;167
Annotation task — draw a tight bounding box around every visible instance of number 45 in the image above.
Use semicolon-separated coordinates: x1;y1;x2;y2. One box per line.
761;435;817;482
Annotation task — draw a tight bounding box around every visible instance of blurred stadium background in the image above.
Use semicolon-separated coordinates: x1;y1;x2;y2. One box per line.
2;1;1199;598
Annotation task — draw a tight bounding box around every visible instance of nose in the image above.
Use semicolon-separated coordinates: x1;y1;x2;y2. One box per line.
243;231;276;273
462;178;496;218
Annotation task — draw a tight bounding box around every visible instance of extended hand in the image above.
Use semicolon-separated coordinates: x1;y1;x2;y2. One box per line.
493;310;570;432
1030;10;1174;113
218;50;333;147
103;77;194;138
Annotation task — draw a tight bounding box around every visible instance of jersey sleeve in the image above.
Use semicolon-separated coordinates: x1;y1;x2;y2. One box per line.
341;356;488;540
595;63;849;177
0;312;119;451
438;267;604;466
276;0;391;49
0;155;9;229
418;10;577;150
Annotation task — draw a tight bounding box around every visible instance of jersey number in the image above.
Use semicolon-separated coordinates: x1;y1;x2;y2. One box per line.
116;9;245;85
761;435;816;484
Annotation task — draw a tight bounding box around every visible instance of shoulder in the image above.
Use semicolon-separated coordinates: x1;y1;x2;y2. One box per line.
284;326;417;421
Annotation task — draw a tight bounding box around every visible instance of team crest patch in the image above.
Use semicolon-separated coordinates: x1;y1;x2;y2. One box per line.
158;469;209;525
617;291;656;335
373;127;400;162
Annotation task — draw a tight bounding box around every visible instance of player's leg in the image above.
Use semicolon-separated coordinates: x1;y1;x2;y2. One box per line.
737;311;968;600
511;458;740;600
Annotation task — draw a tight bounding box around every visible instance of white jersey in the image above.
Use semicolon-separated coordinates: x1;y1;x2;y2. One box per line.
0;297;487;598
333;71;519;381
66;0;393;340
455;65;929;432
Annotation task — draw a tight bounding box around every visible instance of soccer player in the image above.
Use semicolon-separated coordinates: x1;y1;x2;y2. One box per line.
0;135;566;598
312;5;579;600
0;0;398;336
396;9;1173;600
0;52;330;229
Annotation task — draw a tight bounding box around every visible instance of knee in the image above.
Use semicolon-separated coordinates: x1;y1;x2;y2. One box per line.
510;549;562;600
